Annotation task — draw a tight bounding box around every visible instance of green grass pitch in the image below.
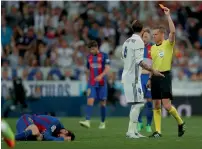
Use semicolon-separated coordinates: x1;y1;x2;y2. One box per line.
2;117;202;149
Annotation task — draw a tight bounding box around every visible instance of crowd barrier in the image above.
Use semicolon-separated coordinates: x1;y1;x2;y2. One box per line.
2;96;202;117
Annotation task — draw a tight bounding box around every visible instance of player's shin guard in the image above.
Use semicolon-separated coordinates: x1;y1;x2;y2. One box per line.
153;109;161;133
146;101;153;125
100;105;106;122
15;130;32;141
128;103;144;134
85;105;93;120
169;106;183;125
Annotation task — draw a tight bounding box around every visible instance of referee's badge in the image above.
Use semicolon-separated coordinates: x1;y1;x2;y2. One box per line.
158;50;164;58
87;88;91;96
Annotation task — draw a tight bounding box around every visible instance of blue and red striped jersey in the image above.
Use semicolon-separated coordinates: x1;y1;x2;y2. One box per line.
86;52;110;87
143;43;152;66
32;115;64;133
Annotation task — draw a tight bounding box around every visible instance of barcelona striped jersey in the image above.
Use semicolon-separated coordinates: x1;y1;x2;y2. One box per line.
87;52;110;87
144;42;153;66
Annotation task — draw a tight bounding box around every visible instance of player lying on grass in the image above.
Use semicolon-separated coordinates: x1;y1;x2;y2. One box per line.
1;119;15;148
15;114;75;141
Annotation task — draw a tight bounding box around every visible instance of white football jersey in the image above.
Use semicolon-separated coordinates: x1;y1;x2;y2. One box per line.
121;34;144;83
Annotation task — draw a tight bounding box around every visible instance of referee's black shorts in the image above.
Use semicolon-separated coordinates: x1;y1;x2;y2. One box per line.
151;71;173;100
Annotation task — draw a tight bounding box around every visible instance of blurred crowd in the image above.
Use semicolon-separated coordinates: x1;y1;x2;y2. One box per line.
1;1;202;81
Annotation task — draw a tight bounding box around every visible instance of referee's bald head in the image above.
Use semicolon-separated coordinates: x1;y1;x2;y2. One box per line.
131;20;143;33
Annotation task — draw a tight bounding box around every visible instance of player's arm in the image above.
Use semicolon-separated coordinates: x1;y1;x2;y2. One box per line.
43;131;64;141
135;47;150;71
95;65;110;81
139;60;164;77
95;54;110;81
100;65;110;78
134;43;164;77
164;7;175;44
100;54;110;77
86;57;90;82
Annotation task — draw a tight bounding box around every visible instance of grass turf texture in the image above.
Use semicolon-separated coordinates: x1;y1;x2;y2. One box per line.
2;117;202;149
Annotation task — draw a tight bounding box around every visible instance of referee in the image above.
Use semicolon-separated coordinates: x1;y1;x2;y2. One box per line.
148;6;185;138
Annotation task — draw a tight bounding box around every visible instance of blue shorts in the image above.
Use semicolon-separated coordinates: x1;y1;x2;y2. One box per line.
141;74;152;99
87;85;107;100
16;114;34;133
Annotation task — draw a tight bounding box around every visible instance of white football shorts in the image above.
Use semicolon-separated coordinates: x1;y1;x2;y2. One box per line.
123;82;144;103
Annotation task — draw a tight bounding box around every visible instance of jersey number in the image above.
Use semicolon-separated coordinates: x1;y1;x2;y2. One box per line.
123;47;128;58
51;125;56;132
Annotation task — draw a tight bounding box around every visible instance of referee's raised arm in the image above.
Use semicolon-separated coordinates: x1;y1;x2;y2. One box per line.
164;7;175;44
149;5;185;138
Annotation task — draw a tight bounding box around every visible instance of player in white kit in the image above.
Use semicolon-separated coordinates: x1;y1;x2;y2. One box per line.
121;20;164;139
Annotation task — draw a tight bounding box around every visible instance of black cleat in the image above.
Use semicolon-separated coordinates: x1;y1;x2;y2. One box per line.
149;131;162;138
178;122;185;137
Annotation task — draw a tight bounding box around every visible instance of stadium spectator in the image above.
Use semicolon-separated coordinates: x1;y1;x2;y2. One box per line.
2;68;11;81
8;46;19;68
100;37;112;54
57;39;74;67
21;68;29;80
1;1;202;81
198;28;202;46
1;18;13;48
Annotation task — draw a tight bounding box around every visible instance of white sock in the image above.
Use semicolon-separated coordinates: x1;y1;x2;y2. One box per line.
127;103;144;134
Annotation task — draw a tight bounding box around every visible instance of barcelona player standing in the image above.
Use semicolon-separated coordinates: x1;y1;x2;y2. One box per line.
79;40;110;129
138;29;153;132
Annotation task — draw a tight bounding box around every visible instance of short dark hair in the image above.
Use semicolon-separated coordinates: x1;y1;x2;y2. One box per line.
66;130;75;141
131;20;143;33
143;28;151;34
142;28;151;37
153;26;166;33
88;40;98;48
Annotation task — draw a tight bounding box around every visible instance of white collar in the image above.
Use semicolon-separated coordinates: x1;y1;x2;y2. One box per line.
132;34;141;38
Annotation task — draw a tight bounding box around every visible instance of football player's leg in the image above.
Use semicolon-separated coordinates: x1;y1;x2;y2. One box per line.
162;98;183;125
124;83;144;138
152;100;161;134
80;87;96;128
138;74;146;125
143;74;153;130
128;103;144;135
150;78;162;137
138;77;147;131
162;98;185;137
98;86;107;129
161;73;185;137
1;120;15;148
145;89;153;132
15;114;40;141
86;87;96;121
145;99;153;132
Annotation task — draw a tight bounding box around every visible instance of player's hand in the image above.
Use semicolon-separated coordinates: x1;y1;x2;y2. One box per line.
146;79;151;89
163;7;170;15
95;75;103;81
152;70;165;77
36;134;43;141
